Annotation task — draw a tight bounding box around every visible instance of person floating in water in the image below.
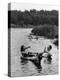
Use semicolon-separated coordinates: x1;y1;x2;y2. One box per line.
37;45;52;66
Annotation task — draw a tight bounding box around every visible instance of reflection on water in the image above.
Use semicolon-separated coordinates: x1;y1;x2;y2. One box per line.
10;28;58;77
20;58;42;73
20;59;28;65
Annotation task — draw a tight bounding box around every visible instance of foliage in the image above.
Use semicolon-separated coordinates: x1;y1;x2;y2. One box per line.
8;9;58;28
31;24;58;39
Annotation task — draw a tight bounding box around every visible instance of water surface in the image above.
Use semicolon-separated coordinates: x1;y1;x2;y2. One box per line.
10;28;58;77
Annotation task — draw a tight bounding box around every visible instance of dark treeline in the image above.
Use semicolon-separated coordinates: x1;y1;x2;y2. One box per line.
9;9;58;28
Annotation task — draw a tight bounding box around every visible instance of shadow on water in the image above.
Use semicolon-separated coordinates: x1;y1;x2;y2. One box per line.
30;59;42;73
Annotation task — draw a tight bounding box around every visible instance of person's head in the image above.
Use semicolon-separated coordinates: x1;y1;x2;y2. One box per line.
21;45;25;48
21;45;25;51
47;45;52;51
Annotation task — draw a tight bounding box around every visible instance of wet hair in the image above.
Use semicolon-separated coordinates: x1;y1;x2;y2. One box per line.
21;45;25;51
47;45;52;51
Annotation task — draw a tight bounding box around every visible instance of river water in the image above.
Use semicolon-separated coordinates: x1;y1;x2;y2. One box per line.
10;28;59;77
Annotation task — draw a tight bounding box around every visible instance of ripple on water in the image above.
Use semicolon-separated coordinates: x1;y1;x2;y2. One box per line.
11;28;58;77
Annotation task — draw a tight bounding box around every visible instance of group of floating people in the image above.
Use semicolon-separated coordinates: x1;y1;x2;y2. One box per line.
20;44;52;69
